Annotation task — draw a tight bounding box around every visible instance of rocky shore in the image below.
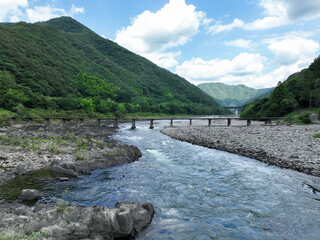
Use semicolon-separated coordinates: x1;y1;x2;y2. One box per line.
0;201;154;239
0;122;141;185
0;122;154;239
161;123;320;177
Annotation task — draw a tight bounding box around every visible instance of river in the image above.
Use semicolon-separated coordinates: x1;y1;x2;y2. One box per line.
43;120;320;239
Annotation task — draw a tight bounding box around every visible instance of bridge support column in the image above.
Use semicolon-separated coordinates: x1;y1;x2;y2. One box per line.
170;119;173;127
227;119;231;127
61;118;67;125
235;109;238;115
113;119;119;128
131;119;136;129
149;119;154;129
27;118;33;125
247;119;251;126
208;119;212;127
44;118;50;126
189;119;192;126
11;117;17;125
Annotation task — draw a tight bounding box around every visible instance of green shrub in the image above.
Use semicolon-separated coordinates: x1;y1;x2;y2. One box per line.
0;117;11;127
75;151;87;161
313;132;320;138
296;112;311;124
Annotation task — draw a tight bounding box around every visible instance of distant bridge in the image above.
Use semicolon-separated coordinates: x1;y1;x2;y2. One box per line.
222;106;243;115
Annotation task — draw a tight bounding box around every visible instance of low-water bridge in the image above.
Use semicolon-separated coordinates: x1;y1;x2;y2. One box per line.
9;116;283;129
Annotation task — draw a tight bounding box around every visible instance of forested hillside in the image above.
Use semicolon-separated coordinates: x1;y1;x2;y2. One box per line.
241;56;320;118
0;17;227;117
198;82;273;107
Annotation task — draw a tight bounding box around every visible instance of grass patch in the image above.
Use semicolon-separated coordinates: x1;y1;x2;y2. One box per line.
285;111;311;125
313;132;320;138
75;151;88;161
0;230;50;240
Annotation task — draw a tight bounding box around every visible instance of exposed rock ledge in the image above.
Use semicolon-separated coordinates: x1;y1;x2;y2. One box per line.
0;201;154;239
0;123;142;185
161;124;320;177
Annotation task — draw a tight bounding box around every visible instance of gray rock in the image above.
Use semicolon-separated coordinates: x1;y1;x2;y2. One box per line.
14;162;33;176
20;189;42;201
0;202;154;239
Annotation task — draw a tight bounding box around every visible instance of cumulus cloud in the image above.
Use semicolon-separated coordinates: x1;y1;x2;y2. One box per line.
115;0;208;68
26;4;84;23
209;0;320;34
268;36;319;66
0;1;84;23
176;35;320;88
175;53;266;84
0;0;28;22
224;39;252;48
208;18;244;35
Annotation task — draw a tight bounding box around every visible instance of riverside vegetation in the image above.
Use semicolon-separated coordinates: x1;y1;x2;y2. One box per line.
241;56;320;120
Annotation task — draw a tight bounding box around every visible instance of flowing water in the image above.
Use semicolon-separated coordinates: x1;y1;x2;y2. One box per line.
43;121;320;239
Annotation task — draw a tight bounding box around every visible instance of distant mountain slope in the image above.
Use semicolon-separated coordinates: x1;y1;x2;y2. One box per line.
241;56;320;118
197;82;273;106
0;17;227;116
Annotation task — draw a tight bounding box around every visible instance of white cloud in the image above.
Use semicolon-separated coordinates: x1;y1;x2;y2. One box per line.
209;0;320;33
0;1;84;23
115;0;207;68
175;52;266;84
224;39;252;48
268;36;320;66
0;0;28;22
208;18;244;35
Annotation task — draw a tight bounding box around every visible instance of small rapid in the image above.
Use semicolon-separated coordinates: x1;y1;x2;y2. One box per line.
43;121;320;239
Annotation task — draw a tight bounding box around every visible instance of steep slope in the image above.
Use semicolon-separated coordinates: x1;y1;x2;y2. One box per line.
197;82;273;106
241;56;320;118
0;17;227;116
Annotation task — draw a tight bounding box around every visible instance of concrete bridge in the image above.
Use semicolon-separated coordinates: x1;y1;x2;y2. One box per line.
223;106;243;115
9;116;283;129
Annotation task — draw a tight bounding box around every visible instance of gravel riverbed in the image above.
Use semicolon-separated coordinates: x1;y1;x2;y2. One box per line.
161;123;320;177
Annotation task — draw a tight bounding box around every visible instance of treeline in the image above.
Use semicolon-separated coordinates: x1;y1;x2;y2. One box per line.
241;56;320;118
0;71;219;117
0;17;227;117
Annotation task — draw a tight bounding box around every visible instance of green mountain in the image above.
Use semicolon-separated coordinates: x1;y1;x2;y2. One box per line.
0;17;227;116
241;56;320;118
197;82;273;107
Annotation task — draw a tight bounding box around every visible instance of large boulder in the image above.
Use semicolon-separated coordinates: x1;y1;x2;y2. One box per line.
20;189;42;201
0;202;154;239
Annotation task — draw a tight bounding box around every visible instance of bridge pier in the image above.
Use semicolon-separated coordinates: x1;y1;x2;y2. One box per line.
170;119;173;127
44;118;50;126
149;119;154;129
208;119;212;127
131;119;136;129
227;119;231;126
189;119;192;126
113;119;119;128
11;117;17;125
27;118;33;125
247;119;251;126
61;118;67;125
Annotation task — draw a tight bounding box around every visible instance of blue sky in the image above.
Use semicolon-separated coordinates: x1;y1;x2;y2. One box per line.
1;0;320;89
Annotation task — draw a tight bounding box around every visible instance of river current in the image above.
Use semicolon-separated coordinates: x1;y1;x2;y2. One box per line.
43;121;320;239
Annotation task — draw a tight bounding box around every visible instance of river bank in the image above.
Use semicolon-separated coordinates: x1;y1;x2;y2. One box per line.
0;122;141;186
0;122;154;239
161;123;320;177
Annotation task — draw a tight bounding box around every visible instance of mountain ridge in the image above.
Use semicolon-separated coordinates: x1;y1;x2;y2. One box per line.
0;17;227;116
197;82;273;107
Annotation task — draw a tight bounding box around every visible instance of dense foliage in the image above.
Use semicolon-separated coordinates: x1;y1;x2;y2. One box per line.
0;17;227;117
198;82;273;107
241;56;320;118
